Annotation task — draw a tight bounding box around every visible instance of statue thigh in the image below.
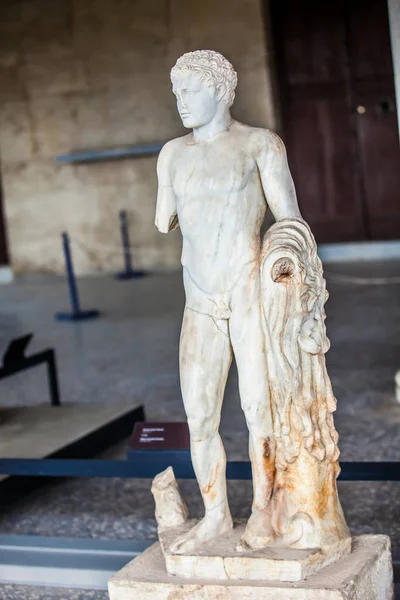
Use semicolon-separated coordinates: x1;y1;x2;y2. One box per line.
179;306;233;442
229;275;273;440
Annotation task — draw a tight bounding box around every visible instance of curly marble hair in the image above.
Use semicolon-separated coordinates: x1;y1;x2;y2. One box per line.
170;50;238;107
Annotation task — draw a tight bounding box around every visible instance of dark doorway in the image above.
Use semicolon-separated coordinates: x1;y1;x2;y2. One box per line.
269;0;400;243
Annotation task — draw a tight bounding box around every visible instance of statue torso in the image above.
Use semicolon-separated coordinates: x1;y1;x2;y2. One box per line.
169;121;267;295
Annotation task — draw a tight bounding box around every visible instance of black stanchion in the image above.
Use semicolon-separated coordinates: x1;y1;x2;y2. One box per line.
0;334;61;406
56;232;100;321
115;210;146;280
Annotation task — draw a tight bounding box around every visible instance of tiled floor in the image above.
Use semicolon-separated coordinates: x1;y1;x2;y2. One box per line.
0;261;399;598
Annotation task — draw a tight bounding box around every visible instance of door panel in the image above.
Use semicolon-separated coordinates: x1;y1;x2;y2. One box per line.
271;0;366;242
287;85;365;241
347;0;400;240
346;0;395;81
354;78;400;239
270;0;400;242
281;0;347;85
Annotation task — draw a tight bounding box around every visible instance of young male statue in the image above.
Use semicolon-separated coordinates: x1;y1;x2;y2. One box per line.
155;50;349;556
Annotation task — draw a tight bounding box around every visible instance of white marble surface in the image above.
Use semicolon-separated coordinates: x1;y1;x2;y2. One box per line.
155;49;349;559
108;535;393;600
152;467;189;530
158;519;351;582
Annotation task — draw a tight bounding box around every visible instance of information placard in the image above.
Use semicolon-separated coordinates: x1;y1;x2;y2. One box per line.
129;421;190;452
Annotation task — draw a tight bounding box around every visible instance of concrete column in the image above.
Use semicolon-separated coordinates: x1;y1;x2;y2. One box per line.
387;0;400;141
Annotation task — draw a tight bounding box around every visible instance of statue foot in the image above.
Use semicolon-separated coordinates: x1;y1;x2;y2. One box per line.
169;510;233;554
236;509;274;552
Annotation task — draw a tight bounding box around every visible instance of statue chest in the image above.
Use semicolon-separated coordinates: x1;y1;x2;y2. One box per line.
171;144;256;199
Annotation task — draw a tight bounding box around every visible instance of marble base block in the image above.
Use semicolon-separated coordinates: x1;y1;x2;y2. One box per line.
108;535;393;600
158;519;351;582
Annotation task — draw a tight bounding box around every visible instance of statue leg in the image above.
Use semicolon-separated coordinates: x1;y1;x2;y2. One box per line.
229;271;276;551
169;306;233;554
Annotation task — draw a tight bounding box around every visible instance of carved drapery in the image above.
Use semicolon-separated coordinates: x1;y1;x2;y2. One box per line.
261;218;339;470
261;219;349;549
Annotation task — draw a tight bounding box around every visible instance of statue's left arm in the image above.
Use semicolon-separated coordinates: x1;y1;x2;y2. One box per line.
254;129;302;222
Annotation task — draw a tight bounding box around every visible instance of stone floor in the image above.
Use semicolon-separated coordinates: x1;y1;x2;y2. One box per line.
0;260;399;599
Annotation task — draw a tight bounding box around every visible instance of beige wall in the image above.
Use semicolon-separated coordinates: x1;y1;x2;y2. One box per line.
0;0;276;275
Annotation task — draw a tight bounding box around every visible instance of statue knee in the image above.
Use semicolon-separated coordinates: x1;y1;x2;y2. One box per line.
243;403;271;439
187;414;218;442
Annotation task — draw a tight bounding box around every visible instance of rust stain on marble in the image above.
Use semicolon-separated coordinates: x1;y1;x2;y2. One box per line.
262;437;276;485
315;467;336;521
201;461;220;503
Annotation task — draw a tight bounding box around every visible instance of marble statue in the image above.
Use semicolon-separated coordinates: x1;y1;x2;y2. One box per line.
107;50;394;600
155;49;349;561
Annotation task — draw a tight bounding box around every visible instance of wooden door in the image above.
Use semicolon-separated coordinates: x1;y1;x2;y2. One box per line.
270;0;400;242
347;0;400;239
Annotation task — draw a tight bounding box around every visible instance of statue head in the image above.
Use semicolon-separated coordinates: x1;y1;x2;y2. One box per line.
170;50;237;129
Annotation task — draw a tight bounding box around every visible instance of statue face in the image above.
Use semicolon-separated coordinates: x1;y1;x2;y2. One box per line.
172;73;219;129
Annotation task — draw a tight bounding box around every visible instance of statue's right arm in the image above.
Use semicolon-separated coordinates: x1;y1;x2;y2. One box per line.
155;141;179;233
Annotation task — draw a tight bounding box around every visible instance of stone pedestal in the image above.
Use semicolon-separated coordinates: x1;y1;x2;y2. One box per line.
158;519;351;582
108;535;393;600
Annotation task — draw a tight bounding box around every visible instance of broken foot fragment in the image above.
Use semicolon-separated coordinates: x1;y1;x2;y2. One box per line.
151;467;189;530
